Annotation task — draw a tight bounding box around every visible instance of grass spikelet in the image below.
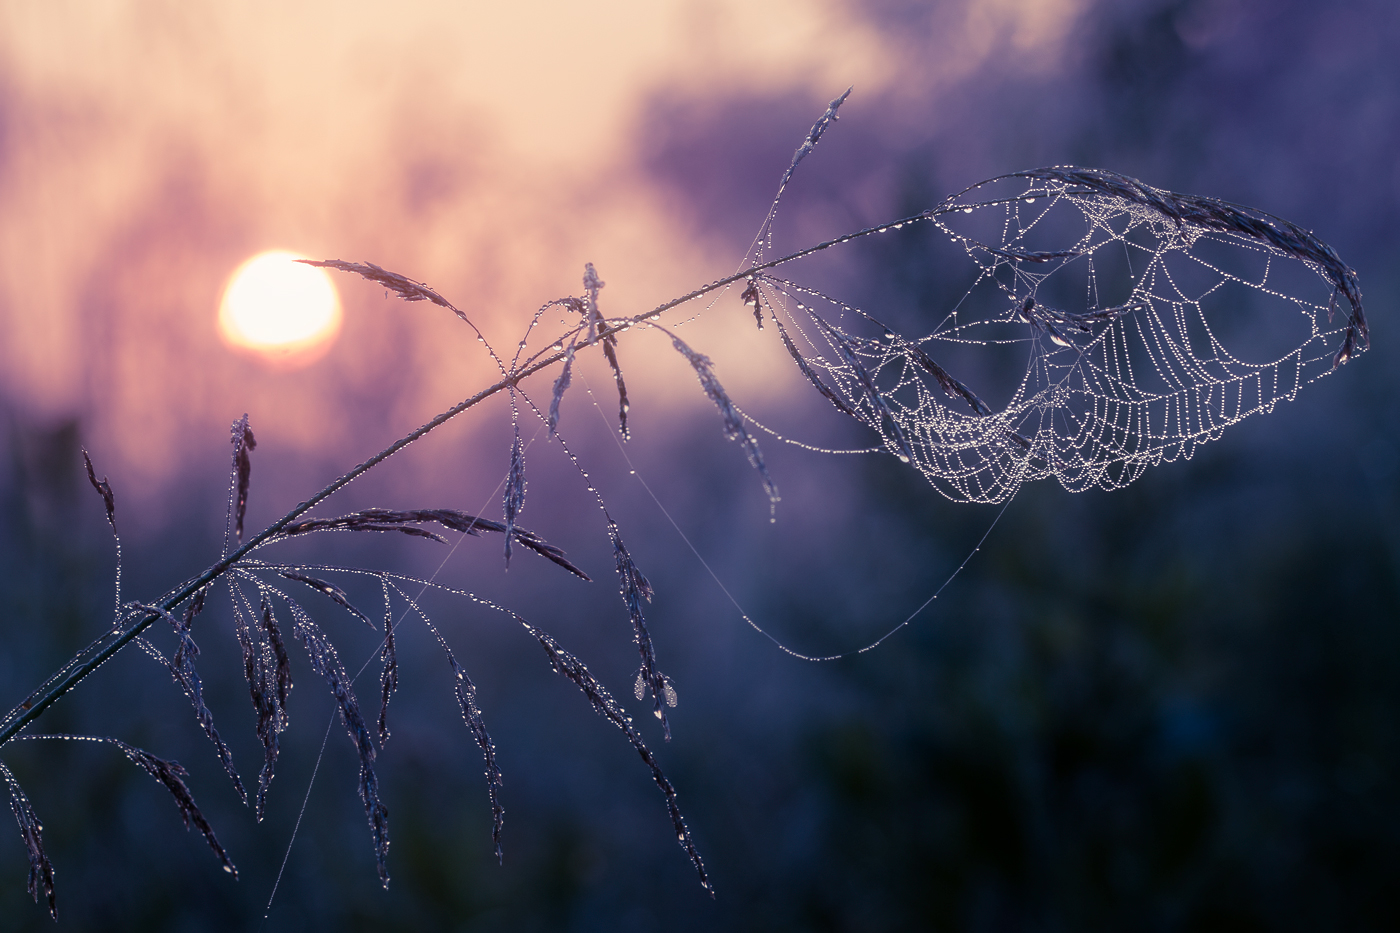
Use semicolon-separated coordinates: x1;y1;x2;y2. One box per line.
1333;323;1359;369
601;338;631;440
582;263;631;439
741;279;764;329
425;620;504;860
109;739;237;877
547;342;575;435
1017;166;1368;357
503;423;525;567
279;514;447;543
908;345;992;416
377;580;397;747
606;518;672;740
233;593;292;821
526;624;711;896
286;600;390;887
811;317;914;463
779;86;852;193
279;571;375;629
666;332;780;509
447;655;504;861
230;416;256;545
771;314;856;416
81;450;115;529
380;581;505;859
277;509;591;581
153;590;247;803
299;259;464;318
1;761;55;919
81;447;124;615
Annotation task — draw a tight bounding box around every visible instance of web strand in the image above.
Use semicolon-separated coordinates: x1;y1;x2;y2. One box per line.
580;376;1007;661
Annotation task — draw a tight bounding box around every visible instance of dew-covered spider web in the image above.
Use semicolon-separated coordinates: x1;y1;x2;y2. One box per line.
749;166;1369;504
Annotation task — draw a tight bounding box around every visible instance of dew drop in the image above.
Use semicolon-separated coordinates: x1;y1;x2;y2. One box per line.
963;207;974;214
878;227;888;233
898;454;910;463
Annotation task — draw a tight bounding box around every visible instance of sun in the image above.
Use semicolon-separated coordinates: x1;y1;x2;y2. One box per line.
218;251;342;366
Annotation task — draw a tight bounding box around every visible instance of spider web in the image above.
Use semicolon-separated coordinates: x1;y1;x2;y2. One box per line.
754;167;1369;504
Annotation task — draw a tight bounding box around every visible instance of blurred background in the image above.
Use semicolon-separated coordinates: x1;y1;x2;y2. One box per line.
1;0;1397;929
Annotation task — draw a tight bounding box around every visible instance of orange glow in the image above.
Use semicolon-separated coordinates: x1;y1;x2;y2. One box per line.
218;252;342;366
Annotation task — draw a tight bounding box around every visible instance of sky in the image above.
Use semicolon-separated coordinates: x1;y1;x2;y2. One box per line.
0;2;883;476
0;0;1104;487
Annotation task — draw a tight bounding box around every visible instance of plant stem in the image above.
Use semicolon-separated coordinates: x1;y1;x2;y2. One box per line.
0;208;935;749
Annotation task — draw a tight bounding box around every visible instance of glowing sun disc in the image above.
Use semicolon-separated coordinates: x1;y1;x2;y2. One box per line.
219;251;342;363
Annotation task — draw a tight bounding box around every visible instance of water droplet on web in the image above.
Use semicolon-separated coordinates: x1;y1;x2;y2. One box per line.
898;454;910;463
1026;198;1036;204
963;207;974;214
